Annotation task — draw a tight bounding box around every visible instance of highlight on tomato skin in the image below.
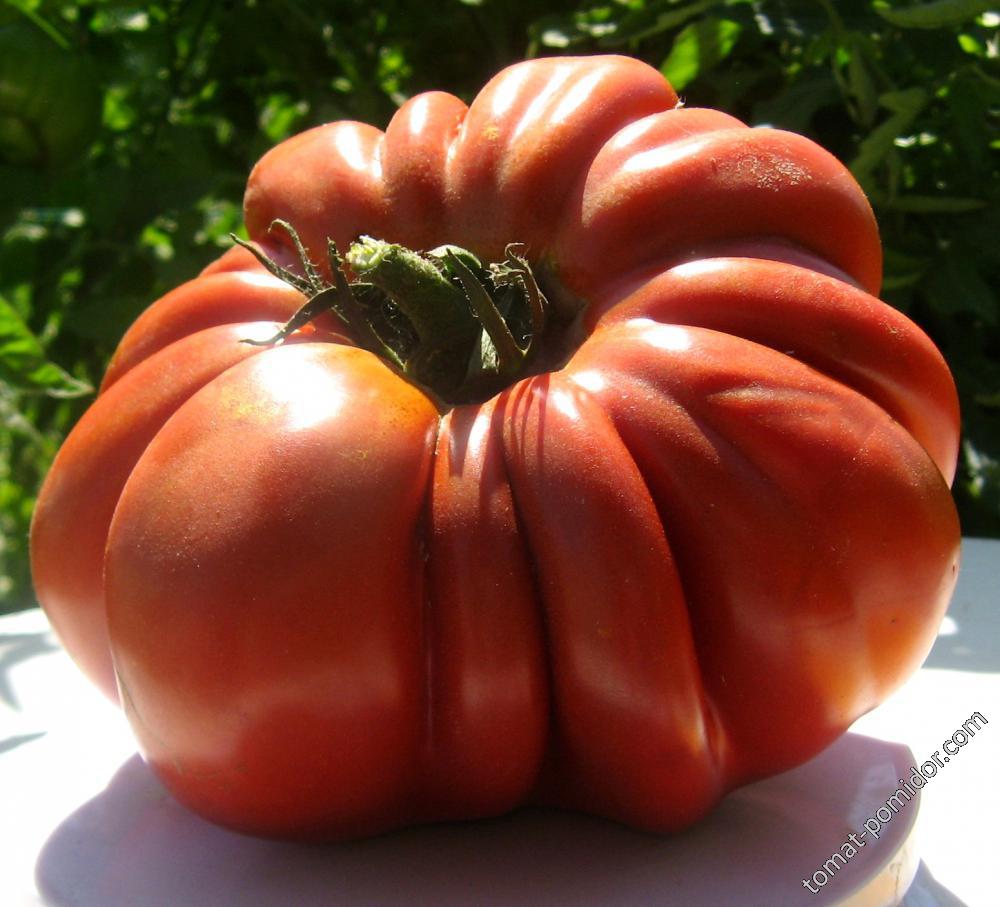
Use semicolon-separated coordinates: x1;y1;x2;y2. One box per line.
29;53;961;842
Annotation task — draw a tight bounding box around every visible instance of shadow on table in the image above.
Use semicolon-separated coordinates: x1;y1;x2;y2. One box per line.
34;732;960;907
0;629;59;710
906;861;969;906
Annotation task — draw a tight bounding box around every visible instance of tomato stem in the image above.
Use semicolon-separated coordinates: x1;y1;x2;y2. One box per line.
445;249;524;372
346;237;476;351
231;222;560;405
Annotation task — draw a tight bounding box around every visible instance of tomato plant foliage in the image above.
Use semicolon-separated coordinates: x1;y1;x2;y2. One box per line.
1;0;998;612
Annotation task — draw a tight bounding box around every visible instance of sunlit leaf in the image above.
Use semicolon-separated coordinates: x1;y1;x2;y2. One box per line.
601;0;722;46
874;0;996;30
850;88;929;180
0;297;92;398
661;17;742;91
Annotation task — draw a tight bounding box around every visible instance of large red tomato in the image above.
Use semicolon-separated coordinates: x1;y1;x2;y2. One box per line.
31;55;960;840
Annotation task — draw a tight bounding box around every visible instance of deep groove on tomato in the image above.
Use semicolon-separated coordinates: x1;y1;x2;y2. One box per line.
491;379;561;809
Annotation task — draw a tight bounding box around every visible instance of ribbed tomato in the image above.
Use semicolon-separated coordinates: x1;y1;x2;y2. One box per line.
31;55;960;840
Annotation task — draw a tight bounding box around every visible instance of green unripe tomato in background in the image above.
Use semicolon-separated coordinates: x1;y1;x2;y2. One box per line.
0;13;102;168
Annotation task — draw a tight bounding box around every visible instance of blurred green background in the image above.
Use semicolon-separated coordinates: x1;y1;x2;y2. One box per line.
1;0;998;613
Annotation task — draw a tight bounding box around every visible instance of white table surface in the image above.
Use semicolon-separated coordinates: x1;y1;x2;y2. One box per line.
1;538;996;907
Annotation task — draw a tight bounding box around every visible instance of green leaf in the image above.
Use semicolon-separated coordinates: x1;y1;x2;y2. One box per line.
661;17;743;91
258;93;309;145
601;0;722;46
881;194;988;213
0;296;92;397
846;36;880;127
1;2;70;49
752;69;840;131
957;32;986;55
850;88;929;181
924;252;998;324
873;0;996;30
962;438;1000;499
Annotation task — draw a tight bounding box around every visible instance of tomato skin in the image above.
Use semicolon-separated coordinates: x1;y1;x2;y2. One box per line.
30;322;304;700
556;119;884;298
106;344;439;837
561;320;958;788
421;401;550;818
100;271;320;391
31;55;961;839
588;257;959;481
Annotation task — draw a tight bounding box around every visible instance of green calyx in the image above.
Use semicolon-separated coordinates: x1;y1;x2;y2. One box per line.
233;220;561;406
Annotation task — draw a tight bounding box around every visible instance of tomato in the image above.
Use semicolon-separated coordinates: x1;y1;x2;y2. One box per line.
30;55;960;840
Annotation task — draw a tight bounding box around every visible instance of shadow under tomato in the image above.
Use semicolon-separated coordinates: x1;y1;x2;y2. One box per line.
33;732;961;907
0;629;60;711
